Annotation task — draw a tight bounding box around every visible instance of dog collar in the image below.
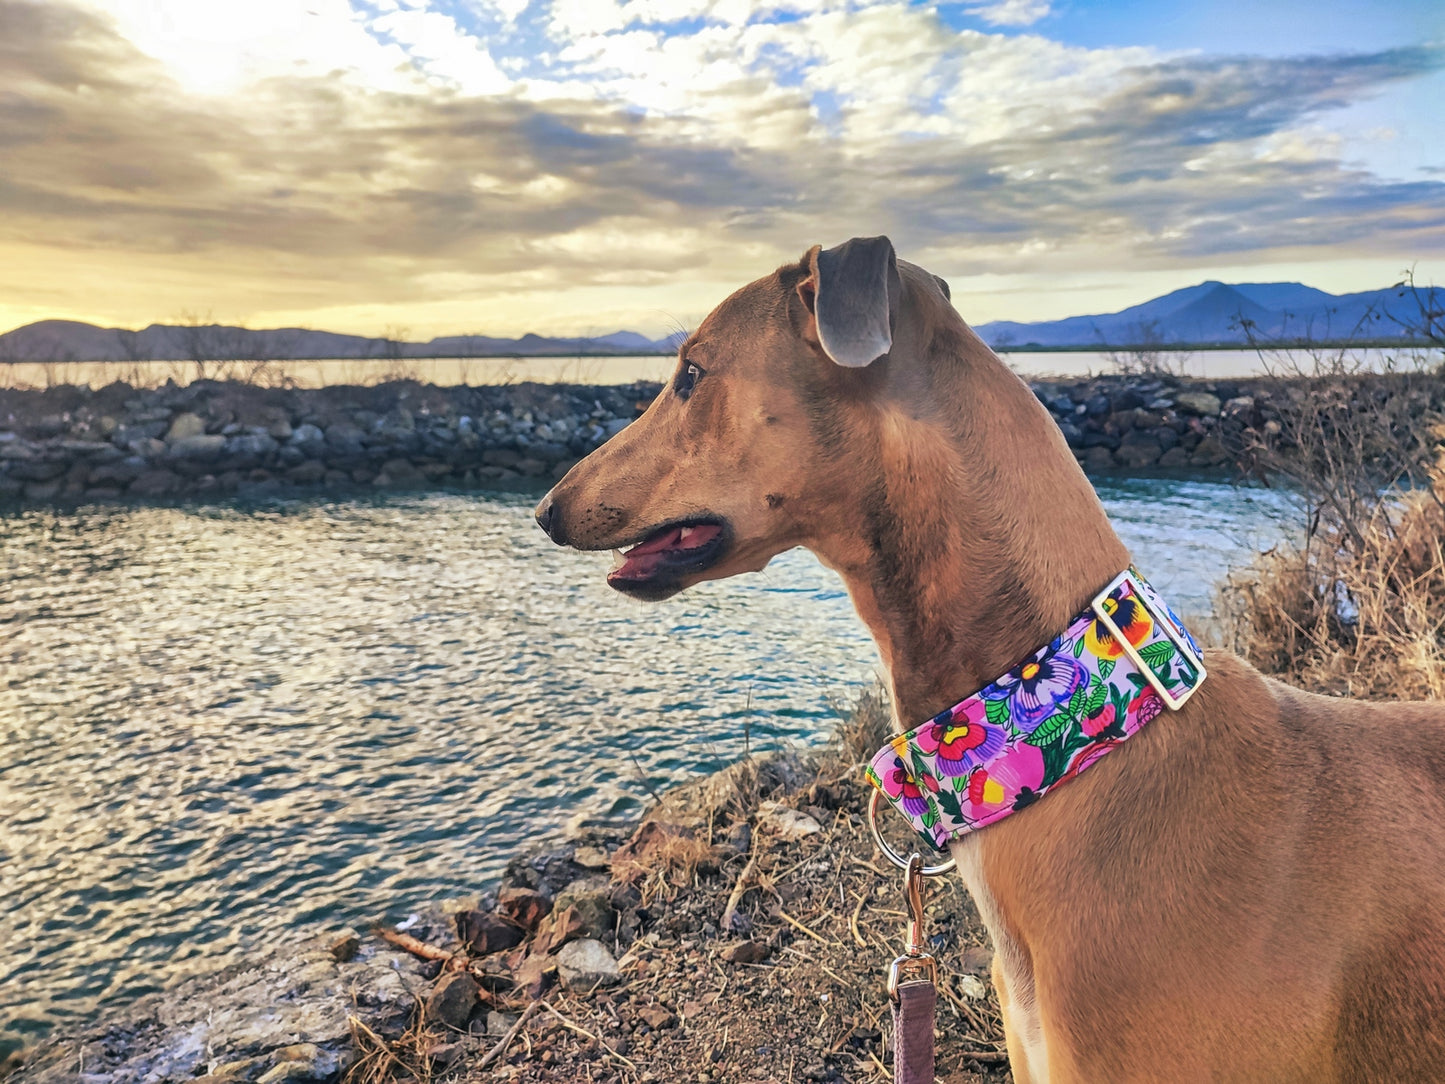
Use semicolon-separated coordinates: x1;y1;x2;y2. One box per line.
866;568;1205;851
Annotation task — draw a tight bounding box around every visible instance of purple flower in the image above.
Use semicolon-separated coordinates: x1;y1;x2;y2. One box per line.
983;639;1086;733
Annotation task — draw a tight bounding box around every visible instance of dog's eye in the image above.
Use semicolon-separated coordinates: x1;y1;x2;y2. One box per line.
675;360;705;400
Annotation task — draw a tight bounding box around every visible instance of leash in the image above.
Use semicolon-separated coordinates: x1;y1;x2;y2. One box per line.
869;795;951;1083
889;853;939;1084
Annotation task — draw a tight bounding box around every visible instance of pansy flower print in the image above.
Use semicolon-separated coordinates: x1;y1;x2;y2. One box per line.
964;742;1045;821
983;638;1086;732
915;699;1006;777
1085;591;1154;660
879;754;938;817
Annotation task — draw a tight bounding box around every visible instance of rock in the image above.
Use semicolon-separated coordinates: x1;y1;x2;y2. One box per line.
268;419;293;440
551;887;615;941
960;945;994;974
486;1010;519;1038
516;457;547;477
166;412;206;441
556;938;621;989
756;800;822;841
129;469;181;496
1158;447;1191;468
638;1007;676;1029
1082;446;1116;472
1056;419;1084;448
23;481;61;501
958;974;989;1001
1172;390;1222;416
423;971;480;1029
497;886;552;932
533;904;586;956
225;433;280;459
169;434;227;460
328;934;360;962
482;448;523;469
513;952;558;999
720;940;769;964
601;417;631;438
1190;434;1229;466
455;910;524;956
287;460;327;484
288;423;325;451
571;845;611;870
256;1043;345;1084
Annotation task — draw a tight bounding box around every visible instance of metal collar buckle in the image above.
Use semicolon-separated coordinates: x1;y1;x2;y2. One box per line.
886;854;938;1002
1090;569;1205;711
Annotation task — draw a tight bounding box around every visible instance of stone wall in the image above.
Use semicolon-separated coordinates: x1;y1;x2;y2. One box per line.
0;372;1360;504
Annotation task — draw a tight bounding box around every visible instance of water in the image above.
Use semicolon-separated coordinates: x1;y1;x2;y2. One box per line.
7;348;1433;391
0;478;1299;1056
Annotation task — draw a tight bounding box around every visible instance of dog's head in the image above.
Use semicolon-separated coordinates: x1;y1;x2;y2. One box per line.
535;235;964;600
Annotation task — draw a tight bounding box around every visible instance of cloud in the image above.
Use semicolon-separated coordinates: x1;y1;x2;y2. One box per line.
964;0;1050;28
0;0;1441;336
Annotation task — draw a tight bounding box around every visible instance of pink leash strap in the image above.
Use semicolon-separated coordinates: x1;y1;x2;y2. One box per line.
893;979;936;1084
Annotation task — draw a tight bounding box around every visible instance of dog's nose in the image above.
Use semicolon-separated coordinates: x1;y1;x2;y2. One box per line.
534;493;566;545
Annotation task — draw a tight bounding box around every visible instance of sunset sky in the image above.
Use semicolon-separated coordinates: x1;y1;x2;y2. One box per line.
1;0;1441;340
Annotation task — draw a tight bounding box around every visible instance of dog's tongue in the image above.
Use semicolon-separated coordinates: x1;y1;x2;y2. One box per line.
610;524;721;581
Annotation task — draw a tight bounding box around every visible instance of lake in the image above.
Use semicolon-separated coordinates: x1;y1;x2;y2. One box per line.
0;477;1299;1057
4;347;1430;392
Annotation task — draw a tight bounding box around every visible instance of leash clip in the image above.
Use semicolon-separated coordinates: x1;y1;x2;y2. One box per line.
886;853;938;1001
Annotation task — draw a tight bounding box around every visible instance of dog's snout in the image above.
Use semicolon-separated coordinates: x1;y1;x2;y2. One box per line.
534;493;566;545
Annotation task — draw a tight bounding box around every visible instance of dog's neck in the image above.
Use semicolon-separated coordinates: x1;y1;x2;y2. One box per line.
811;328;1131;728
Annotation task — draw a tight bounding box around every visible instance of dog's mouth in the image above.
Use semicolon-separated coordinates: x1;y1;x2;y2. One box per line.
606;518;728;596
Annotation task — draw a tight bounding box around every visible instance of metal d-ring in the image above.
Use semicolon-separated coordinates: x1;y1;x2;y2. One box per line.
867;789;956;876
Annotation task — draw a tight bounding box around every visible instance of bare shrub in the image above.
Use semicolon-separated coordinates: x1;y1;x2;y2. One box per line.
1221;348;1445;698
1096;318;1194;377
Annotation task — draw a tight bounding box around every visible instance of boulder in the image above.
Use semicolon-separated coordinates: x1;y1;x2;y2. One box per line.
756;801;823;841
423;971;479;1029
165;412;206;441
556;939;621;989
1172;390;1222;416
168;435;227;460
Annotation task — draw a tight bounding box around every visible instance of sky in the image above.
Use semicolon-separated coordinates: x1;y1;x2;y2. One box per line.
0;0;1442;340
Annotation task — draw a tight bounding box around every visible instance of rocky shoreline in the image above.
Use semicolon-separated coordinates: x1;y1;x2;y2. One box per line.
5;707;1013;1084
0;372;1334;505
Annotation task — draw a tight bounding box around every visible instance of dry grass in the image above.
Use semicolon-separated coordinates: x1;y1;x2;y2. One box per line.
1222;410;1445;699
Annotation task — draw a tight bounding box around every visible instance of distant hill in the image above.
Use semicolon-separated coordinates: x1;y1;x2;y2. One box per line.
1;280;1438;362
976;280;1442;349
0;320;687;363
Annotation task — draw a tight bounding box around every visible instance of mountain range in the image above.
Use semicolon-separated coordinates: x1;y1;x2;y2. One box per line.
0;281;1438;362
973;281;1440;349
0;322;688;363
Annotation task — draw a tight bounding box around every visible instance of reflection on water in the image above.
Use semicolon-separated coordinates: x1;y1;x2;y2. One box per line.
7;347;1431;391
0;480;1298;1054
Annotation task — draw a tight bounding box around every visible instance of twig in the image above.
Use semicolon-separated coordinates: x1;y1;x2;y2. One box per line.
538;999;638;1071
721;851;759;931
373;925;453;963
475;1000;540;1071
775;909;836;946
849;889;869;948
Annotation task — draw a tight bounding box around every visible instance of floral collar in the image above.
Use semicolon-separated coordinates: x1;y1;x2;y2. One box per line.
866;569;1205;851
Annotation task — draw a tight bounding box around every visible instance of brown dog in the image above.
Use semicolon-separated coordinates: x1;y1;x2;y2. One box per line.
536;237;1445;1082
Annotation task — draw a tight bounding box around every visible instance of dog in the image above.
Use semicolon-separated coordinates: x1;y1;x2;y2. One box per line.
535;236;1445;1082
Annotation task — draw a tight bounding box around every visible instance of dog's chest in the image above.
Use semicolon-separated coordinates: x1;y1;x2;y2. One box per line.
949;836;1050;1082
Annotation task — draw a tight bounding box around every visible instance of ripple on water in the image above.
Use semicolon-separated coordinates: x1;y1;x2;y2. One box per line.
0;481;1299;1054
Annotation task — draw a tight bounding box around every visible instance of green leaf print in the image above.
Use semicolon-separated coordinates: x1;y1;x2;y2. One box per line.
1098;657;1116;680
1072;637;1085;658
1138;641;1176;673
985;697;1011;727
1083;681;1109;717
1025;710;1074;748
935;788;964;822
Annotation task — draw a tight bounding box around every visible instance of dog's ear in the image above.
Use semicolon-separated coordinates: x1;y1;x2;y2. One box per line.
797;236;902;367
